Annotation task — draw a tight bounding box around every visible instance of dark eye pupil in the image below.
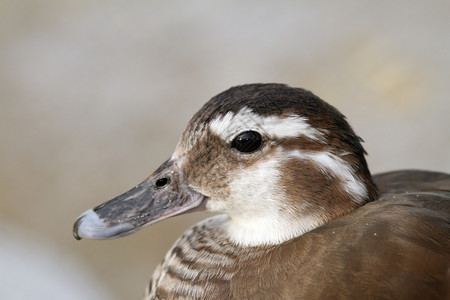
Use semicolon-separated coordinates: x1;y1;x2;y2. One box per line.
231;131;262;153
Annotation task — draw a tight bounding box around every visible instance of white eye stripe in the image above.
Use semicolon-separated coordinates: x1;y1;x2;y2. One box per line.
209;107;325;143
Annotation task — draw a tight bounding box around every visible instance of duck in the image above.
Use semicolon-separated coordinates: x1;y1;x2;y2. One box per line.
73;83;449;299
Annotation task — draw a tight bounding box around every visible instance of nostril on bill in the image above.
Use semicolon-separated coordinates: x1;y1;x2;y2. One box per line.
154;176;171;189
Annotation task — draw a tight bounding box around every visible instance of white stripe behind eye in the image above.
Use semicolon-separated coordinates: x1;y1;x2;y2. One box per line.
209;107;325;142
287;150;368;203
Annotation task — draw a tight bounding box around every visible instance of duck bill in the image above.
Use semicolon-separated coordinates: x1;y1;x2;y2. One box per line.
73;159;208;240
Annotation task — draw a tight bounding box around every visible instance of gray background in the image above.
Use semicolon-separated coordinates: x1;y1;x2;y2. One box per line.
1;1;449;299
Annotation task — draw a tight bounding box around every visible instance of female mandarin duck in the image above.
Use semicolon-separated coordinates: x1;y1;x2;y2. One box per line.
74;84;449;299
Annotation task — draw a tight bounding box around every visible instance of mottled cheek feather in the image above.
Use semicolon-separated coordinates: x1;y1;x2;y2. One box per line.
208;156;283;214
209;107;325;143
180;131;240;201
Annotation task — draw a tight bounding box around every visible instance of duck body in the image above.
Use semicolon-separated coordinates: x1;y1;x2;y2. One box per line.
73;84;450;299
148;170;449;299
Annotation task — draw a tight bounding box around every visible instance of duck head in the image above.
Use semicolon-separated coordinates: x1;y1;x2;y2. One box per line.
73;84;378;246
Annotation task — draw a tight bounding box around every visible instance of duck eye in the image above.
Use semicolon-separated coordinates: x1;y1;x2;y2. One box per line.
231;131;262;153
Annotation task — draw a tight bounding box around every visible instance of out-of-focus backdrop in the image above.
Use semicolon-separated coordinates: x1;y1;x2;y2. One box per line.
1;1;449;299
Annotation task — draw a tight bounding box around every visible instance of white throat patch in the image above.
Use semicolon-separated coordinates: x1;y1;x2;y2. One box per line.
209;107;325;142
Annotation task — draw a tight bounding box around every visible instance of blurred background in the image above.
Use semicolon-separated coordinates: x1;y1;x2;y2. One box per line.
1;1;449;299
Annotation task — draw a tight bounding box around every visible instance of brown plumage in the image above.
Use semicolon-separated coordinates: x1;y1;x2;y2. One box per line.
148;170;449;299
73;84;449;300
